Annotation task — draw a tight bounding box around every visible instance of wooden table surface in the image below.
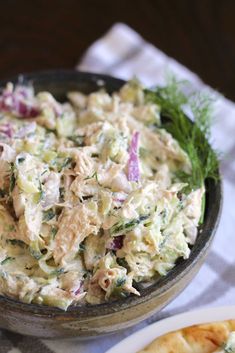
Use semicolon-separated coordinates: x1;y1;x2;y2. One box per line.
0;0;234;100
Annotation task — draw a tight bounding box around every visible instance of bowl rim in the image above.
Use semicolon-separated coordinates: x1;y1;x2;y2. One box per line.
0;69;223;318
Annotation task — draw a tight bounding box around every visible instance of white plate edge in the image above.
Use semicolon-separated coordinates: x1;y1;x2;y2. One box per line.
105;306;235;353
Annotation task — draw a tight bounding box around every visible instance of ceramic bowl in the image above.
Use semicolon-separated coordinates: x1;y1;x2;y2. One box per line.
0;70;222;339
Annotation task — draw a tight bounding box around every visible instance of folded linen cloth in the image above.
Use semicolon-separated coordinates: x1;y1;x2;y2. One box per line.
1;23;235;353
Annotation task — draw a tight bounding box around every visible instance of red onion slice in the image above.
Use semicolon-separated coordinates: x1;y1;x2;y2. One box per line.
107;235;124;250
0;85;40;118
127;131;140;182
73;281;84;296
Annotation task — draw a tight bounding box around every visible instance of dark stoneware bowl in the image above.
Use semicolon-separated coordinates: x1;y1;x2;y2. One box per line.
0;70;222;339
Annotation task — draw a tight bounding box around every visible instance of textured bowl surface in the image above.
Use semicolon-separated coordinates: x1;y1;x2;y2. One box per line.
0;70;222;339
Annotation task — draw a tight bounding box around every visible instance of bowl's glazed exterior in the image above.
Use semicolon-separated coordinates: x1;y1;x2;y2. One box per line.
0;70;222;339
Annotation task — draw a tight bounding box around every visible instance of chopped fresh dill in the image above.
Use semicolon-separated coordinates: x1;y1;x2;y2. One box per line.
84;171;101;185
51;227;58;239
49;267;65;277
84;171;97;180
7;239;25;247
68;135;85;147
145;76;219;193
116;277;126;287
78;242;86;253
34;180;45;203
57;157;72;172
30;247;43;260
59;187;65;198
41;169;48;176
17;157;25;164
9;162;16;193
61;157;72;169
111;215;150;235
117;257;129;269
43;209;55;222
1;256;15;265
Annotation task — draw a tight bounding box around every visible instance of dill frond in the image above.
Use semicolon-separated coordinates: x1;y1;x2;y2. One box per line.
145;76;219;193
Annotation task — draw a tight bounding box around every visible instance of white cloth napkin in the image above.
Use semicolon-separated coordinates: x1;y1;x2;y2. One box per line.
2;23;235;353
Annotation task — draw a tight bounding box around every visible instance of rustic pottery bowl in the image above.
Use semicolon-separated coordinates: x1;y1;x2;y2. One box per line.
0;70;222;339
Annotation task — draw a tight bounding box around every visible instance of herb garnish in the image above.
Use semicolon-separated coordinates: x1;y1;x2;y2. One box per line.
145;77;219;193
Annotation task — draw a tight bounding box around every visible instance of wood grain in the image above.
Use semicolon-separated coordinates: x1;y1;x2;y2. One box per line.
0;0;234;99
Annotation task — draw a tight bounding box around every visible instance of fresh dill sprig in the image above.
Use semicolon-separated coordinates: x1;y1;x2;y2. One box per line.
9;162;16;193
145;76;219;193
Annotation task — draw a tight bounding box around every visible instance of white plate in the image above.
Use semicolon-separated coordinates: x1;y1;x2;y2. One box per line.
106;306;235;353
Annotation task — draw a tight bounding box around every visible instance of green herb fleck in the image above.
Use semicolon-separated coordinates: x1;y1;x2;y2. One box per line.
84;171;101;186
78;242;86;253
17;157;25;164
29;241;43;260
43;209;55;222
30;249;42;260
139;147;149;158
51;227;58;239
34;180;45;203
41;169;47;176
0;189;6;198
7;239;25;247
68;135;85;146
59;187;65;201
160;209;168;225
84;171;97;180
111;215;149;235
49;268;65;277
1;257;15;265
9;163;16;192
6;224;15;232
116;277;126;287
117;258;129;269
58;157;72;172
111;288;129;298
